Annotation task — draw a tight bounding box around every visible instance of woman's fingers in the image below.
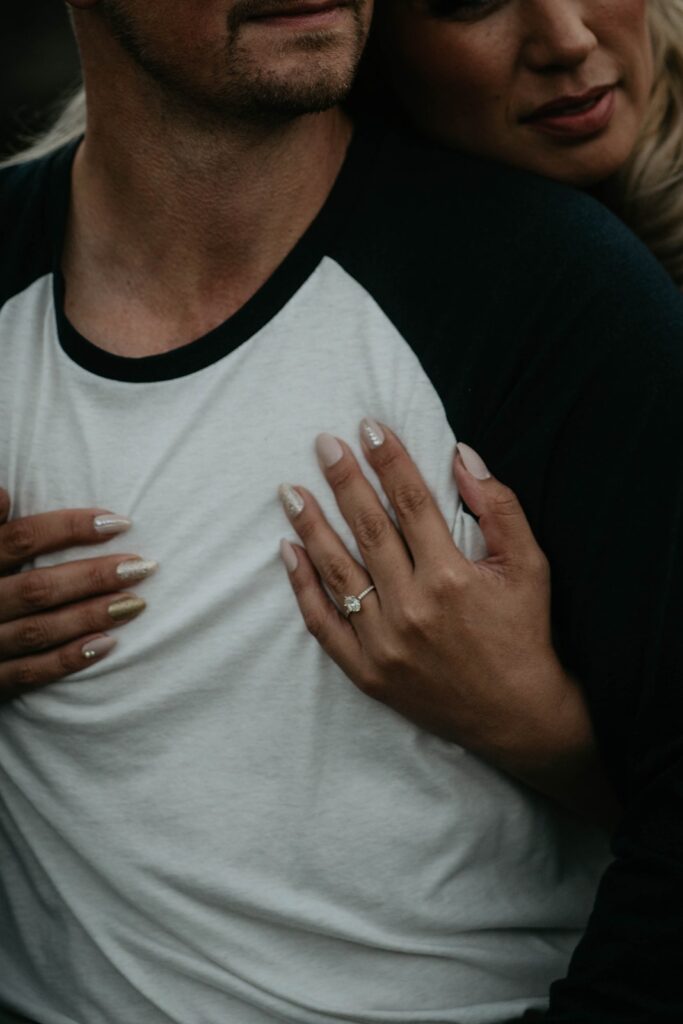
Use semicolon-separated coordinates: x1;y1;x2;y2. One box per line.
312;433;414;592
0;584;146;703
0;508;132;575
0;633;119;701
278;484;379;616
357;420;469;571
0;591;147;661
454;444;549;574
0;555;157;624
0;500;153;700
0;488;10;526
279;539;369;681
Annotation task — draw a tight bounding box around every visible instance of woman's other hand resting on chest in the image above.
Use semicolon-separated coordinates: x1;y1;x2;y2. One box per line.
279;421;618;829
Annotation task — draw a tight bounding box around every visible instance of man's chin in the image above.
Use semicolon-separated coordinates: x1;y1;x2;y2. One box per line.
223;12;366;119
250;78;356;117
216;55;360;120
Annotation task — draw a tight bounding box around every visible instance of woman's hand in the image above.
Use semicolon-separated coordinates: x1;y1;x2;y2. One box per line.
278;419;618;826
0;487;156;702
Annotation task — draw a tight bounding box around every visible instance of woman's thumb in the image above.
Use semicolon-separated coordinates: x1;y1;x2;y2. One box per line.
454;444;540;563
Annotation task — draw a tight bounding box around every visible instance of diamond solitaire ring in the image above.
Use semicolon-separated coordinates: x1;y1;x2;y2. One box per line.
343;585;376;617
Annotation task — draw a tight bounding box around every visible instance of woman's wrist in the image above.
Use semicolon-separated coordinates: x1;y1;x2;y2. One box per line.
485;660;619;828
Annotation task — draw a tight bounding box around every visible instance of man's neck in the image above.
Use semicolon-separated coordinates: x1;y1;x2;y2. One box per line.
63;99;353;358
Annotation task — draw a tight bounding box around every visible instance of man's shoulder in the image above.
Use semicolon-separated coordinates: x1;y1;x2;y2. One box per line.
331;127;683;449
357;129;657;275
0;145;72;308
0;152;51;238
338;127;683;355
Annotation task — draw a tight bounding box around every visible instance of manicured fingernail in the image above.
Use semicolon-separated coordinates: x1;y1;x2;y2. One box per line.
278;484;304;519
456;443;491;480
279;538;299;573
115;558;158;582
108;596;146;622
82;635;117;662
315;433;344;467
360;417;385;449
94;513;132;535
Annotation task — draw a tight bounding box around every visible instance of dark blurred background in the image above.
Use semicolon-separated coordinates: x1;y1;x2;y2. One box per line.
0;2;81;159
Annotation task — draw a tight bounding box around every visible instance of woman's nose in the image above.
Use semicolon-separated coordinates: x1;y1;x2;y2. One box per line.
521;0;598;72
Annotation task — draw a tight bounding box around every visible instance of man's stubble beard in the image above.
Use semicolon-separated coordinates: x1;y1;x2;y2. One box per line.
99;0;368;126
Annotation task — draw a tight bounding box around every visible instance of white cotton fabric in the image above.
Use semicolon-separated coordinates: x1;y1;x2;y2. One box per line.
0;259;609;1024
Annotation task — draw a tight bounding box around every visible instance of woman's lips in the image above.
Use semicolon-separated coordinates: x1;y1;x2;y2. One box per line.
521;86;617;140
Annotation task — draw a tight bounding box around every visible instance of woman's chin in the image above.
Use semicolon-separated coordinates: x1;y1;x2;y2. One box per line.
425;116;640;191
480;136;637;191
505;119;641;190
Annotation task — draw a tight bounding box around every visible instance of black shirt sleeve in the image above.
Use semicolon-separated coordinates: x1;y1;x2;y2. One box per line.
463;204;683;1023
524;237;683;1024
334;138;683;1022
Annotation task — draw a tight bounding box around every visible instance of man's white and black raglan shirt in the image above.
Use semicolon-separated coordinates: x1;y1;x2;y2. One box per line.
1;127;683;1024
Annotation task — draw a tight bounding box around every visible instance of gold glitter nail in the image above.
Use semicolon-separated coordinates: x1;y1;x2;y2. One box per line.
108;597;147;622
278;483;305;519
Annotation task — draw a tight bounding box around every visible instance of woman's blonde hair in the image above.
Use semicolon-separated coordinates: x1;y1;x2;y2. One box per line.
4;1;683;286
1;87;86;169
609;0;683;287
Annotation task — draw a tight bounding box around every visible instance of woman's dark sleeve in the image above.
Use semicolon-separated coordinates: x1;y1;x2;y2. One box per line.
472;238;683;1023
546;342;683;1024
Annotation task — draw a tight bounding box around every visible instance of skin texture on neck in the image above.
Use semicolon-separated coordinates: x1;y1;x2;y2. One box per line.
62;1;361;357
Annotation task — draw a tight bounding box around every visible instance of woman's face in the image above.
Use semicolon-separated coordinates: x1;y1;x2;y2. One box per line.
378;0;654;187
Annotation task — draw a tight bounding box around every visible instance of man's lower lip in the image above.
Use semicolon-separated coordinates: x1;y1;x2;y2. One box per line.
525;88;617;139
247;4;347;28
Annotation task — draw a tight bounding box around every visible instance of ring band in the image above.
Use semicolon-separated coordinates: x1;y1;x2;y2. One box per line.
343;585;376;617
